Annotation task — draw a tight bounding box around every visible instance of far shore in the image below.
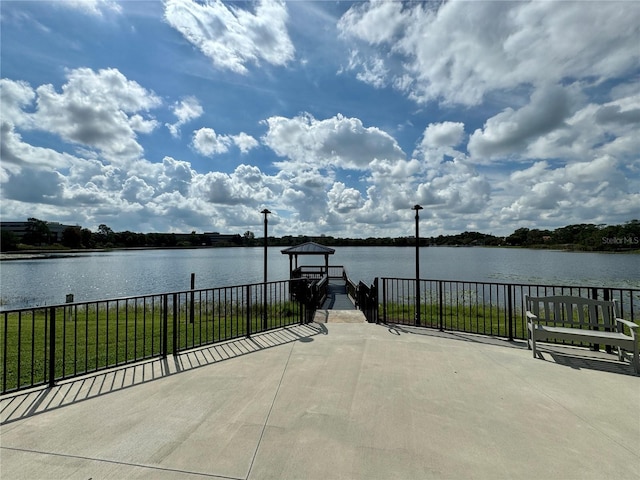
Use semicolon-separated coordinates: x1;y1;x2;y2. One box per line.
1;243;638;261
0;246;198;261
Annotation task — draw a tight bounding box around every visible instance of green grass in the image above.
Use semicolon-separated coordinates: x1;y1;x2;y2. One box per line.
382;301;527;338
0;299;304;393
382;300;639;341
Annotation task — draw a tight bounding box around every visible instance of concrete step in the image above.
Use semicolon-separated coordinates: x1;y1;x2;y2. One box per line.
313;309;366;323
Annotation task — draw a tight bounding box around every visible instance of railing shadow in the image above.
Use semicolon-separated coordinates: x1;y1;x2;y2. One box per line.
384;322;637;377
321;293;336;309
0;323;325;425
383;322;527;350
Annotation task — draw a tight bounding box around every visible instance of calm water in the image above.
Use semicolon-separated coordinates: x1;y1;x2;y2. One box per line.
1;247;638;309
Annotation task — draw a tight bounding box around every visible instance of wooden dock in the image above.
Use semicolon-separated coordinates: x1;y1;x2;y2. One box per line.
321;280;356;310
315;279;366;322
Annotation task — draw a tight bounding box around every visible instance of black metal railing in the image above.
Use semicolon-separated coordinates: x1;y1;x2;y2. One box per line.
4;273;638;395
327;265;346;278
345;271;358;302
292;265;345;279
379;278;640;340
311;275;329;310
357;278;379;323
1;279;309;394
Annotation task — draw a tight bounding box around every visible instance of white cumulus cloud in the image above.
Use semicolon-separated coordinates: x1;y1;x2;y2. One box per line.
24;68;161;163
339;1;640;106
163;0;295;74
192;128;258;156
167;96;204;138
192;127;232;156
263;113;405;170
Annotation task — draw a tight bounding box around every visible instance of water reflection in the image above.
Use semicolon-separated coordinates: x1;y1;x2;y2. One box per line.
1;247;638;309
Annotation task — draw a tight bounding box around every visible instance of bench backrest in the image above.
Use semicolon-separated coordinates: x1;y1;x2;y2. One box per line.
525;295;619;329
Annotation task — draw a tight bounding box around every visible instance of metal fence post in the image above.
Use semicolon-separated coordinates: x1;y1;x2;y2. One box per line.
591;287;599;351
382;278;387;323
162;295;168;358
48;307;56;388
603;288;612;353
172;293;178;356
299;282;305;325
263;282;268;331
507;284;513;341
438;280;444;332
190;273;195;324
373;277;379;324
246;285;252;337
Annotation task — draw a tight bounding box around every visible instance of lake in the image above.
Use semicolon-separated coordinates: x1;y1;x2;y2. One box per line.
1;246;638;310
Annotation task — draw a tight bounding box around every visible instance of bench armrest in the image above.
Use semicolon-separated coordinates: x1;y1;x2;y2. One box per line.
616;318;639;337
526;311;538;323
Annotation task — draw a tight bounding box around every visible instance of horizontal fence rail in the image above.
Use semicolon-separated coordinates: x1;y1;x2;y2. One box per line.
1;279;309;394
292;265;346;279
3;274;638;395
345;276;358;303
357;278;379;323
380;278;640;342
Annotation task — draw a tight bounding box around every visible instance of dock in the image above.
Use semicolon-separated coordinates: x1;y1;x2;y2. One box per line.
315;278;367;323
315;279;366;323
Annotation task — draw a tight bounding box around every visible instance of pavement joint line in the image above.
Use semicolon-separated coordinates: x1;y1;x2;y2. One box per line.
0;446;241;480
245;338;296;480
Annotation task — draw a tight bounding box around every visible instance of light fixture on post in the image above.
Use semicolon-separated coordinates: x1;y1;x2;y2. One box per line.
261;209;271;330
412;204;423;326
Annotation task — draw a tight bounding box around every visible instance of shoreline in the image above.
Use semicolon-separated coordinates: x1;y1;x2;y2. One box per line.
0;246;202;261
1;244;639;261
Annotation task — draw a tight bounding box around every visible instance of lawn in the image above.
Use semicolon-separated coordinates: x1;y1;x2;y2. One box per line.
1;297;304;394
382;301;526;339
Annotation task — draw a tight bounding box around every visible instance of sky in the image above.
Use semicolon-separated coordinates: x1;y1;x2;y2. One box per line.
1;0;639;239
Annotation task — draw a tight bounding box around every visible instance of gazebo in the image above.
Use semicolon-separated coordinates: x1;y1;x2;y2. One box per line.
281;242;336;278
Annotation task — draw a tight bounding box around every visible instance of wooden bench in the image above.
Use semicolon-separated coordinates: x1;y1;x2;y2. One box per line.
525;295;639;374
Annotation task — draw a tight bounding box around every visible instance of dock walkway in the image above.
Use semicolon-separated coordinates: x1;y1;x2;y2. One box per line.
317;279;366;323
321;279;356;310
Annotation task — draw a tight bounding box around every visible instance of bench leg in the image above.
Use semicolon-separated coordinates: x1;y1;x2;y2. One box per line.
531;330;537;358
633;343;639;375
527;322;538;358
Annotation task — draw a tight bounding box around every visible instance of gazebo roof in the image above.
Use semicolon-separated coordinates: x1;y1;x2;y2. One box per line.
280;242;335;255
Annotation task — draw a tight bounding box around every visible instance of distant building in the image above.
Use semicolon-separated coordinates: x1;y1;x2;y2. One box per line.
46;222;76;242
0;221;78;242
0;221;30;239
204;232;240;244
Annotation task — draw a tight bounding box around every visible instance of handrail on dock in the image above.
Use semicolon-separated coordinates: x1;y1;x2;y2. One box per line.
292;265;359;311
292;265;346;280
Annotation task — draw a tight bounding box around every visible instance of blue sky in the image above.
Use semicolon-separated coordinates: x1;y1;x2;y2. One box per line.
1;0;639;238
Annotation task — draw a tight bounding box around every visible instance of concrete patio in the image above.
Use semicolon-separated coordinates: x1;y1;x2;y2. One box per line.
1;321;638;479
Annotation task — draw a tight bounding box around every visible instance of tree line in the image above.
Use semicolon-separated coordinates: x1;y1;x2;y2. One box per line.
0;219;243;251
259;220;639;251
2;218;638;252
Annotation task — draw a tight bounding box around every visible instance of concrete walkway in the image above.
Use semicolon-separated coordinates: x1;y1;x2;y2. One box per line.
1;323;638;479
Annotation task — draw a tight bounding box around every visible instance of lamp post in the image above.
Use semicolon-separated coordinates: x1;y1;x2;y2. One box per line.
412;205;423;326
261;209;271;329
